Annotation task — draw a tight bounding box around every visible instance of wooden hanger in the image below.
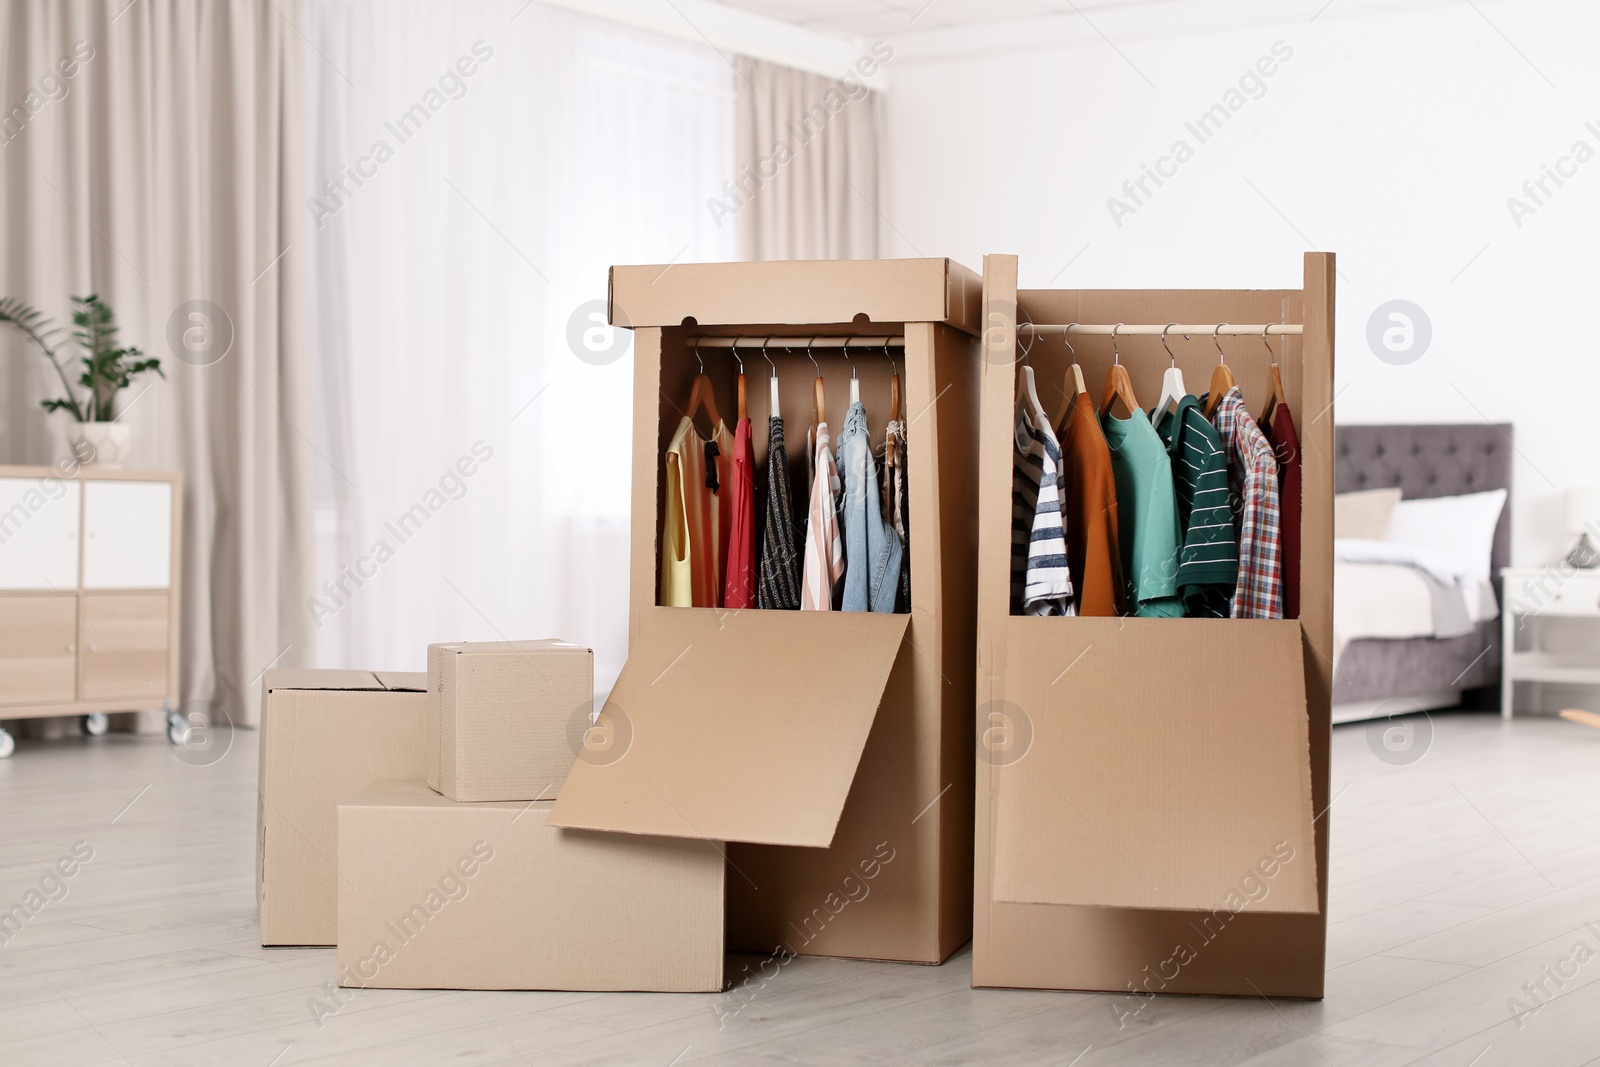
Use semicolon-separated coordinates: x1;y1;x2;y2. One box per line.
1055;324;1087;432
1151;322;1187;430
1099;323;1140;420
808;339;826;426
687;341;722;429
1201;323;1235;420
733;343;748;423
886;342;901;470
1261;324;1286;424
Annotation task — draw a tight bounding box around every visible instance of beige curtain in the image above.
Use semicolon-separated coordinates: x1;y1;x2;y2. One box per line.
0;0;313;726
733;56;884;261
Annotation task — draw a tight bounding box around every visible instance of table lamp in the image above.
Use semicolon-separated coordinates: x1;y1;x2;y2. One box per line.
1563;487;1600;568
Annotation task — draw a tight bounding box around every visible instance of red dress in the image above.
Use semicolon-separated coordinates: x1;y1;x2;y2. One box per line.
723;417;759;609
1265;403;1301;619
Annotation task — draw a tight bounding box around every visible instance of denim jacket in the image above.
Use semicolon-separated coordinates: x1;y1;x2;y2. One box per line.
835;401;903;613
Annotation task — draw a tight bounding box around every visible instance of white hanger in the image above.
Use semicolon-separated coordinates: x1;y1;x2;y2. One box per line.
1152;322;1186;430
762;339;779;418
1015;313;1045;425
845;344;861;407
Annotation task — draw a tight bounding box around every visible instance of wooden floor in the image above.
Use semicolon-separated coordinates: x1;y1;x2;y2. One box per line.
1;712;1598;1066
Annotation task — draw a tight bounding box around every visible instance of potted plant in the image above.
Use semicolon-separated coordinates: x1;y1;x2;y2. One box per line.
0;294;163;467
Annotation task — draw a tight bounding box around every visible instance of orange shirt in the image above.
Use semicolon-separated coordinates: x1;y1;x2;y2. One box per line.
1057;392;1126;617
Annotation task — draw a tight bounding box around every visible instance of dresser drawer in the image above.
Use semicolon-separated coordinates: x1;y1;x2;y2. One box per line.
1536;577;1600;618
0;595;78;705
79;594;171;702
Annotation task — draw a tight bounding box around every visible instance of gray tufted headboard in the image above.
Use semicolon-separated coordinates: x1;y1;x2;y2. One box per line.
1335;423;1513;594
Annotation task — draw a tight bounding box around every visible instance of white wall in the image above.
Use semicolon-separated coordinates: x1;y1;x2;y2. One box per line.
881;0;1600;567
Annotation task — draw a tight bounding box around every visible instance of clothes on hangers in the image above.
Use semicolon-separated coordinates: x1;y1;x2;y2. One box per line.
1265;403;1302;620
884;418;911;613
661;414;734;608
1057;391;1125;617
837;401;902;612
1154;395;1237;618
801;419;845;610
1208;386;1283;620
1100;407;1182;618
723;415;759;609
757;415;802;610
1012;394;1073;616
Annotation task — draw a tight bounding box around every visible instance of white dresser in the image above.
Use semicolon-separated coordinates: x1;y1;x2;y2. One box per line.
0;465;182;755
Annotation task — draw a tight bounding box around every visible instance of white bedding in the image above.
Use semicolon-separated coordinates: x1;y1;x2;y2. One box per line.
1333;539;1498;667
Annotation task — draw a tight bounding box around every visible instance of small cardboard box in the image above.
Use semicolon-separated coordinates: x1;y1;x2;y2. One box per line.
337;781;724;992
426;639;593;802
257;669;427;946
551;259;982;967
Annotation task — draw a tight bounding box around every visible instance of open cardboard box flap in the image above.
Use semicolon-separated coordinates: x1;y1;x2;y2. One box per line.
608;258;981;337
992;619;1320;915
549;607;909;848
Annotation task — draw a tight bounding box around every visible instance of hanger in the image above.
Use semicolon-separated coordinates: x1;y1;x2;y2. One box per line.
733;341;748;423
1201;323;1236;420
1054;324;1087;432
886;341;900;470
808;338;827;426
1015;312;1046;425
762;339;779;419
1099;323;1140;420
1261;324;1287;424
1151;322;1186;430
686;340;722;430
844;344;861;407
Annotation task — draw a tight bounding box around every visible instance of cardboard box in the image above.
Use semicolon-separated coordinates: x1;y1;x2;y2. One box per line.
426;639;593;802
257;669;427;946
971;253;1336;996
550;259;982;966
337;781;723;992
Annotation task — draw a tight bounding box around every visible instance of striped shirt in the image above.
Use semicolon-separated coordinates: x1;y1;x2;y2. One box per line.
1154;397;1238;618
1209;387;1283;620
1012;400;1073;616
801;421;844;610
757;416;801;610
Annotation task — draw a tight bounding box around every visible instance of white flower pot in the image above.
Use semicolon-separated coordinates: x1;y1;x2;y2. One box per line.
69;421;132;468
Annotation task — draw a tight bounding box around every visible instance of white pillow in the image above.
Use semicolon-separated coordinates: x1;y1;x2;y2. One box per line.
1335;487;1403;540
1384;489;1507;585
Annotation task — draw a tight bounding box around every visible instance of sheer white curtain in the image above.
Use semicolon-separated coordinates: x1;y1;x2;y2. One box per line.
299;0;735;689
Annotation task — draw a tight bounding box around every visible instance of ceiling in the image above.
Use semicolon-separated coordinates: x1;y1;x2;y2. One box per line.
715;0;1149;39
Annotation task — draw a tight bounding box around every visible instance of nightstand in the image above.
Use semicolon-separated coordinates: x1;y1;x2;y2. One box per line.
1500;566;1600;719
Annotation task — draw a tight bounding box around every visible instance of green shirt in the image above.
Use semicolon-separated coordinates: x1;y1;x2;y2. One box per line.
1153;396;1238;618
1100;408;1182;617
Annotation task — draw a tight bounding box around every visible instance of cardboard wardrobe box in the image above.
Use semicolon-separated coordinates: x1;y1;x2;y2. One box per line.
972;252;1336;997
337;781;723;992
426;639;593;802
257;669;427;946
549;259;982;972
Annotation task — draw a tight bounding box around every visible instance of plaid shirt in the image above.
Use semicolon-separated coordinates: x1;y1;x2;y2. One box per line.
1211;387;1283;619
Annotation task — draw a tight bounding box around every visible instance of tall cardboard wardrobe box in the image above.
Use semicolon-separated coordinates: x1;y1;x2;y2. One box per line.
972;253;1335;996
257;670;427;946
550;259;982;970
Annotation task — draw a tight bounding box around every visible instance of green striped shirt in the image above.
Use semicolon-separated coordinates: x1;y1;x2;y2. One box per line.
1153;396;1238;618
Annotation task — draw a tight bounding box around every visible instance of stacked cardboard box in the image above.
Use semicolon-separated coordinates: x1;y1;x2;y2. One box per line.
257;641;725;992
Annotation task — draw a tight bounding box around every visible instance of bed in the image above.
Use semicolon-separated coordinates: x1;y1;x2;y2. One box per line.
1331;424;1512;724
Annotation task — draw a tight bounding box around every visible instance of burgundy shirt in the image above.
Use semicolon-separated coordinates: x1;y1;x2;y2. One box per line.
1265;403;1301;620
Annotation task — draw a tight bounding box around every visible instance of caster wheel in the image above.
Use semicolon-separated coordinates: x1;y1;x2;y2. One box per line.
167;709;190;747
0;729;14;759
84;712;110;737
